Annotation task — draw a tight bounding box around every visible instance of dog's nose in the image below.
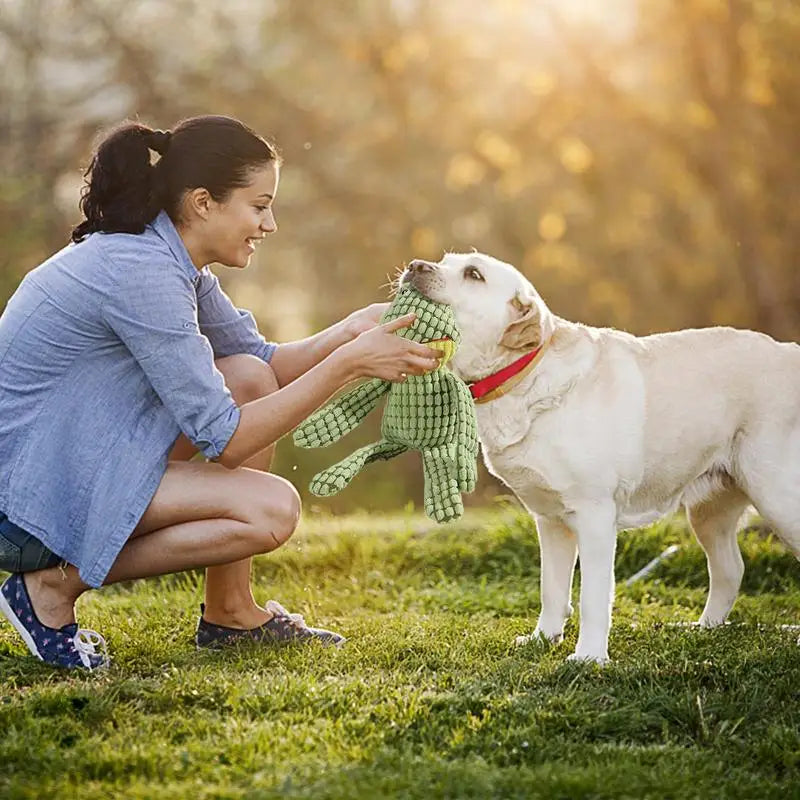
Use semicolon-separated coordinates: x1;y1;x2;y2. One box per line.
408;259;435;273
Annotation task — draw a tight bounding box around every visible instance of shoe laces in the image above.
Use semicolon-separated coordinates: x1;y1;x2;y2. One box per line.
266;600;308;633
73;628;109;669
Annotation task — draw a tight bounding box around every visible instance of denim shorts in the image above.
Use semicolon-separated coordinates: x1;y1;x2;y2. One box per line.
0;512;62;573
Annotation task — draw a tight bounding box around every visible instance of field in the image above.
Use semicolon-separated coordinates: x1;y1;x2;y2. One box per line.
1;507;799;799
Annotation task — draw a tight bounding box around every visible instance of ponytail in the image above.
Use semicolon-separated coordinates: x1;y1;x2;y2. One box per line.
72;123;171;243
72;115;278;244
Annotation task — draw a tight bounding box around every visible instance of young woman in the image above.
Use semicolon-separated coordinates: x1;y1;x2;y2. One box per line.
0;115;441;669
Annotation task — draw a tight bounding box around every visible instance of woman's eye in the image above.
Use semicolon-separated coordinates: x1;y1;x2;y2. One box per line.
464;267;484;281
254;205;268;212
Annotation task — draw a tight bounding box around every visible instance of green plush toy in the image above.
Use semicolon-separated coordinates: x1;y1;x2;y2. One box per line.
293;285;479;522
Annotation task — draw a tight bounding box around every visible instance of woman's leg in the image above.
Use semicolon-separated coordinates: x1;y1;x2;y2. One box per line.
171;354;282;629
25;355;295;629
23;461;299;626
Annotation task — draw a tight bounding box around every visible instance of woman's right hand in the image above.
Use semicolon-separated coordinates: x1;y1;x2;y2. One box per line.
337;313;442;382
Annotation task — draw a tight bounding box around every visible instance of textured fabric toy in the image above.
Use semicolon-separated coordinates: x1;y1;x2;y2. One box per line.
293;286;479;522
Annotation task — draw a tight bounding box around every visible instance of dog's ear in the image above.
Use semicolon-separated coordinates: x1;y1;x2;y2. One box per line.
500;291;543;349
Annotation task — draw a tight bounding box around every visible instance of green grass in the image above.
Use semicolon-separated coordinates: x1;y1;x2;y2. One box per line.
1;507;799;799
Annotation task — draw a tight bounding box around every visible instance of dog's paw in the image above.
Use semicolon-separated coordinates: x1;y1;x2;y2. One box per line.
697;615;727;629
515;629;563;647
566;651;609;666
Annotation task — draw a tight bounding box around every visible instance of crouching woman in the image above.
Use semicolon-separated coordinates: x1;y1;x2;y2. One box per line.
0;115;441;669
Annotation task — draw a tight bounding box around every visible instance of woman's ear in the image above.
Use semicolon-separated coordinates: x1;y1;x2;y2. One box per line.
500;291;544;349
185;187;212;221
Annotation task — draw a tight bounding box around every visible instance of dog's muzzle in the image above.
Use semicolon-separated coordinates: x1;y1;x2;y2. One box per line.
402;260;438;292
407;259;436;274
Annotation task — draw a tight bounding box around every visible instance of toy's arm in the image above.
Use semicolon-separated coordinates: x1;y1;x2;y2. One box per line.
293;378;390;448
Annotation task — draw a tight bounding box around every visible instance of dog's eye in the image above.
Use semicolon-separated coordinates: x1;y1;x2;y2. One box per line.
464;267;484;282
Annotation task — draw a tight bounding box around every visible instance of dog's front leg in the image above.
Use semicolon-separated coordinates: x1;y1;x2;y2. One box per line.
517;516;577;647
567;503;617;664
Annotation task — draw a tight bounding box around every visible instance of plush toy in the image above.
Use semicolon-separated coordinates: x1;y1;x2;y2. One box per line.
293;285;479;522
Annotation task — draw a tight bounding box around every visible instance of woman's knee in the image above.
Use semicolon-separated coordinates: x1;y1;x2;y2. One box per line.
247;476;301;553
216;354;279;405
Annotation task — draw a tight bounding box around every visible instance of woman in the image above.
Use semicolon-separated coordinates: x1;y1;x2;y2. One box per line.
0;115;441;669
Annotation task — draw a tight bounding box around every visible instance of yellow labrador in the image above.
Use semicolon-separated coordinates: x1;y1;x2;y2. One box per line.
402;253;800;662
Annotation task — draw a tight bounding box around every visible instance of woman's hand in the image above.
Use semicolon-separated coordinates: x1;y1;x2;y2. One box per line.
336;313;442;382
340;302;391;340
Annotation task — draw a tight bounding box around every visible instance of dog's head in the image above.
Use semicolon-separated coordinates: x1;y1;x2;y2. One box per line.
400;252;554;380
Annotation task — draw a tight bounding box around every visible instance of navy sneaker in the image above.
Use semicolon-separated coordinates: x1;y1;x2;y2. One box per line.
196;600;345;649
0;573;109;670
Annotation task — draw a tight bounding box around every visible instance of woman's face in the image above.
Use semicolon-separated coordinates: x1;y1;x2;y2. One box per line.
204;162;279;268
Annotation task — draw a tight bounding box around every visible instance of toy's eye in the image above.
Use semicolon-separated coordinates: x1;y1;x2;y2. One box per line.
464;267;484;282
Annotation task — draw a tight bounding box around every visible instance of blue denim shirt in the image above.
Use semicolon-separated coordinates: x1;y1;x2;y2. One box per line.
0;211;276;587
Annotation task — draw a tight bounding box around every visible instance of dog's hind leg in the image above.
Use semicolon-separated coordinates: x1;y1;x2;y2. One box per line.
686;487;751;628
517;515;577;646
735;429;800;560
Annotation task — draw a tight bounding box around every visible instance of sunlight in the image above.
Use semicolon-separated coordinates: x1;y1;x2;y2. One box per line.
489;0;635;37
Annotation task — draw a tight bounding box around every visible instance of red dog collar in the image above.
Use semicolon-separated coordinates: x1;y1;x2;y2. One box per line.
468;344;547;404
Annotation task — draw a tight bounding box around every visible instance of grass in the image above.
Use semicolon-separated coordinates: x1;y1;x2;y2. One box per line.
1;506;799;799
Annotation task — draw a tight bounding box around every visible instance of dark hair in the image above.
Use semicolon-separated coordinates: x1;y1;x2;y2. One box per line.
71;115;279;243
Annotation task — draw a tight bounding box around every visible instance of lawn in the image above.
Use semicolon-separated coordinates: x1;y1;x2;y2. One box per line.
1;506;798;799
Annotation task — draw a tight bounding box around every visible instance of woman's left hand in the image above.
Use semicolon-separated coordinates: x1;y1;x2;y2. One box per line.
341;303;391;340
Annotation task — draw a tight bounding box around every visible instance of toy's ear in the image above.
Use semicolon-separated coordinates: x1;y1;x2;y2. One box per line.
500;291;544;350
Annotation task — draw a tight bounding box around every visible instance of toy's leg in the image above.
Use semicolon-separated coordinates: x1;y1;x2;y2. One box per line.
455;379;479;493
421;445;463;523
294;378;389;448
310;439;407;496
456;442;479;494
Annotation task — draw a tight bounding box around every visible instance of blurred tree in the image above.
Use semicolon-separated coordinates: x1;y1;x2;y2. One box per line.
542;0;799;338
0;0;797;511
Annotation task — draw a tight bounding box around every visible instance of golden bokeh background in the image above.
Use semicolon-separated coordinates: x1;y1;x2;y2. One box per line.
2;0;797;512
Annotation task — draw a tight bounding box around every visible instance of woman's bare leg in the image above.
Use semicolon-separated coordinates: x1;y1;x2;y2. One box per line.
149;354;290;629
24;355;295;630
168;355;283;628
24;461;298;627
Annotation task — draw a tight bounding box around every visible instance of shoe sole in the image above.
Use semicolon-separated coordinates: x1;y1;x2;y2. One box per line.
195;634;347;650
0;589;44;661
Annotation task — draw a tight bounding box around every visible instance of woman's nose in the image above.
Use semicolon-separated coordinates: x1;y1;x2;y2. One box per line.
261;210;277;233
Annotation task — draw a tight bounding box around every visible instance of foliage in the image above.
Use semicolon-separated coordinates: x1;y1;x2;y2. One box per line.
1;0;798;508
1;508;798;798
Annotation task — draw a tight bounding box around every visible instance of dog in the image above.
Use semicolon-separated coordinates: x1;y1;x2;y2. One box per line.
402;252;800;662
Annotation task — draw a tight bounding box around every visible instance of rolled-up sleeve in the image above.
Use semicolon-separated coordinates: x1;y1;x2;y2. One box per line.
102;265;240;459
196;270;277;363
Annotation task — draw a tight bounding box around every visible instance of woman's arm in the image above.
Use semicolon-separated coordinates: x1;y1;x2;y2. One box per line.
196;270;277;363
218;346;357;468
218;312;441;469
268;303;389;387
267;322;350;388
196;270;389;386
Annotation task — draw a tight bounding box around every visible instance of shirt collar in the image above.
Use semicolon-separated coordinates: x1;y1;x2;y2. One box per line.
150;210;203;285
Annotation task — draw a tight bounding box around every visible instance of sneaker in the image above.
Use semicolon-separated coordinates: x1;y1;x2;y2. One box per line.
195;600;345;649
0;573;109;670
